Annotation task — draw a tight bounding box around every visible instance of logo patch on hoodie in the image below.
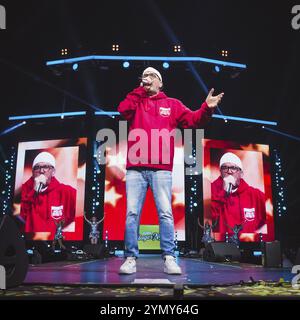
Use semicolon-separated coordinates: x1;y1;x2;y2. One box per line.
244;208;255;222
159;107;171;117
51;205;64;220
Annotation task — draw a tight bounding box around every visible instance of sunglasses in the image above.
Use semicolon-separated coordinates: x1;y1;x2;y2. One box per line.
141;73;160;80
220;165;241;173
33;165;54;172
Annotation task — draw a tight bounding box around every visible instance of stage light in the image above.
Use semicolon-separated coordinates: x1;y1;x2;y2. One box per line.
123;61;130;68
163;62;169;69
61;48;68;56
105;230;108;248
214;65;221;72
112;44;119;52
173;45;181;52
72;63;79;71
221;50;228;57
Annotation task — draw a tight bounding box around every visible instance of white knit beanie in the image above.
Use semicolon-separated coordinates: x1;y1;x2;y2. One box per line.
32;152;56;168
219;152;243;170
142;67;162;82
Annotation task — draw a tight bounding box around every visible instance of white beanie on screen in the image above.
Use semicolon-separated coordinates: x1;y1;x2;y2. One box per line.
219;152;243;171
32;152;56;168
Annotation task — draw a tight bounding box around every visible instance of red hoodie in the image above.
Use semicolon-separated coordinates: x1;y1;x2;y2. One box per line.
20;177;76;233
211;176;266;237
118;86;213;171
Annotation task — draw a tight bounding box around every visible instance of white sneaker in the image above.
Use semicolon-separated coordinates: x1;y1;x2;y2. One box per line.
164;255;182;275
119;257;136;274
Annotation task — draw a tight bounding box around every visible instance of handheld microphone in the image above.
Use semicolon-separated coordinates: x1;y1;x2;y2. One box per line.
141;79;151;86
37;182;43;194
226;182;233;197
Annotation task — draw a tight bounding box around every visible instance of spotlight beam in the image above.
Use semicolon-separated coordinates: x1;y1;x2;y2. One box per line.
144;0;225;116
0;57;107;114
263;126;300;141
0;121;26;136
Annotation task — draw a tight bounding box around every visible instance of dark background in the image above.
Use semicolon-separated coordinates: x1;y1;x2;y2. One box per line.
0;0;299;247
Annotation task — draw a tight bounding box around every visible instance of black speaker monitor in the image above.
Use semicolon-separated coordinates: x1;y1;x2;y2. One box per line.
203;242;241;262
83;244;105;259
262;241;282;268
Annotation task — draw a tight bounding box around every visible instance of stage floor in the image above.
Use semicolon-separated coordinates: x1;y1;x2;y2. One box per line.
24;254;294;286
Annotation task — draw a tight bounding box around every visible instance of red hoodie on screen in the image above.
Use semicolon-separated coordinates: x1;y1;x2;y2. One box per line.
20;177;76;234
118;86;213;171
211;176;266;237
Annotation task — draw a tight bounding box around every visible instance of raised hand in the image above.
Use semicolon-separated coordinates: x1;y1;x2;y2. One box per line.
205;88;224;108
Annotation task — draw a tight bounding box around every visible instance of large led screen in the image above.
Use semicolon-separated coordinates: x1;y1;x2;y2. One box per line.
13;138;87;241
203;139;275;242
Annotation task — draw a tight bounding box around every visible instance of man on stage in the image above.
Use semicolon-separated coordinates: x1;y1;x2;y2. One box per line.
20;151;76;236
118;67;224;274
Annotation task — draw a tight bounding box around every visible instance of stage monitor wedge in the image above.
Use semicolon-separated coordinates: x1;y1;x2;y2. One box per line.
203;242;241;262
262;241;282;268
83;244;105;259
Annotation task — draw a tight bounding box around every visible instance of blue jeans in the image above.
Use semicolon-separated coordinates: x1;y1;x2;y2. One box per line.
124;169;175;258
